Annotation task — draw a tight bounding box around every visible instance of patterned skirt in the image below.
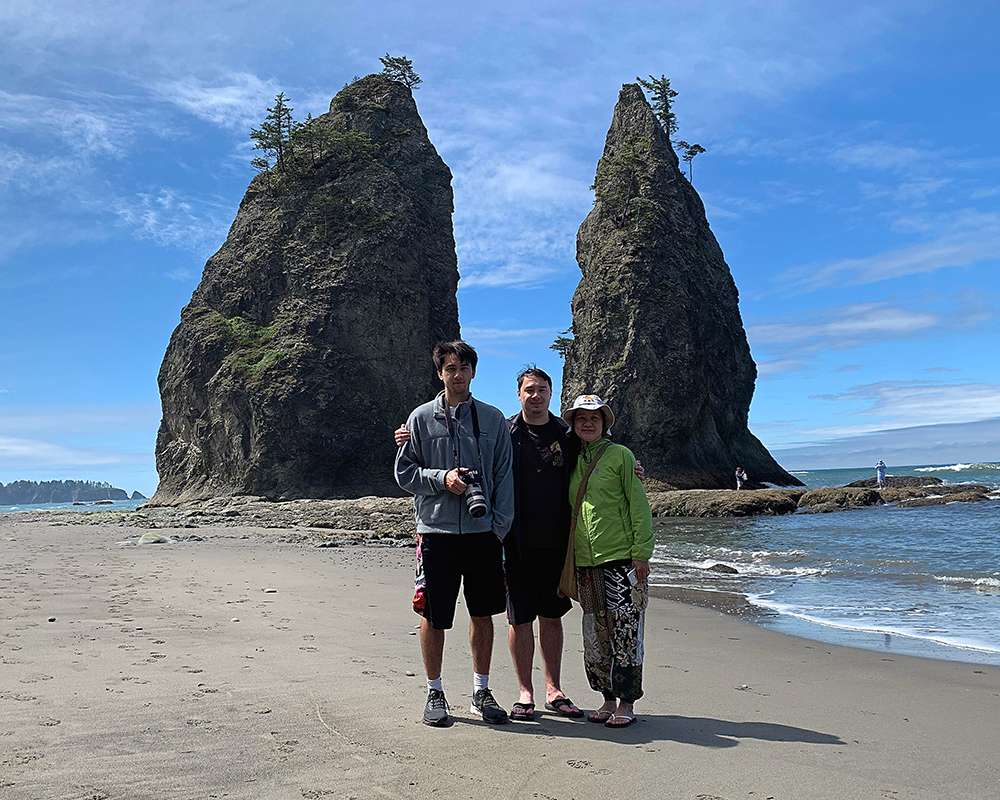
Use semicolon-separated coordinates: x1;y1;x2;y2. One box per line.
577;560;648;703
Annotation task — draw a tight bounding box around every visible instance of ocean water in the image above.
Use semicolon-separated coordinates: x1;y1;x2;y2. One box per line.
0;499;145;514
651;463;1000;665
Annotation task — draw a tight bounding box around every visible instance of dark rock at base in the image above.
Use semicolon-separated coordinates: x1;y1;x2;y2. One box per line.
560;83;800;490
152;75;460;505
898;491;990;507
707;563;739;574
648;488;805;517
798;488;883;510
879;484;992;502
847;476;942;489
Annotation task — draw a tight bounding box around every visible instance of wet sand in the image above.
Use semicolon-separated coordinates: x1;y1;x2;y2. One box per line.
2;520;999;799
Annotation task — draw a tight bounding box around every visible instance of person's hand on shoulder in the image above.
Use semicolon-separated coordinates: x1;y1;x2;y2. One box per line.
394;424;411;447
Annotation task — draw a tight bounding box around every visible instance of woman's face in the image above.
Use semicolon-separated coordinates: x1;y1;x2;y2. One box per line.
574;409;604;443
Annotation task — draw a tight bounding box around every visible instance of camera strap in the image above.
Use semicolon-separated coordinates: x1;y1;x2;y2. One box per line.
442;394;483;471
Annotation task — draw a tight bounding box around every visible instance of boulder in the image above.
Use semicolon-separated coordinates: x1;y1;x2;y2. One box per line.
847;476;942;489
797;488;883;510
898;491;989;507
648;488;805;517
560;83;801;490
152;75;460;505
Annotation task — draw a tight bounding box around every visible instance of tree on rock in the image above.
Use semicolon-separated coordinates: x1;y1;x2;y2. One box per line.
380;54;422;89
250;92;295;173
637;74;678;136
676;140;707;182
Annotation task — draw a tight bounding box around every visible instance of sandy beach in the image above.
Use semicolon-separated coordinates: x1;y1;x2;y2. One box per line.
2;519;999;799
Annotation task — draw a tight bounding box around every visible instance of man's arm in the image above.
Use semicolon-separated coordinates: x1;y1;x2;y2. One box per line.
489;413;514;539
393;415;450;496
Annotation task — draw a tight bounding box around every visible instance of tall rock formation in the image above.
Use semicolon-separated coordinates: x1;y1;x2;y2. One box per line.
151;75;460;504
561;84;801;489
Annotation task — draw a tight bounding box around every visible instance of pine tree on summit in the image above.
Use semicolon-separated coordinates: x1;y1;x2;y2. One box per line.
379;54;422;89
637;74;678;136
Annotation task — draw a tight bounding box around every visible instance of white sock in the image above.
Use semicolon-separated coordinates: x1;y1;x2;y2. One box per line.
474;672;489;692
427;677;443;692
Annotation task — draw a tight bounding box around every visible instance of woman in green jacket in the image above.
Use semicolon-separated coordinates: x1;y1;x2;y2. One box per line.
564;395;653;729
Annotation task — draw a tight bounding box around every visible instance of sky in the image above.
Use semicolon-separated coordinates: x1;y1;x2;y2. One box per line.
1;0;998;497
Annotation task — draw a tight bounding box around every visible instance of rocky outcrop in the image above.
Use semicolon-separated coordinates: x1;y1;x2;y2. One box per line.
879;483;990;503
561;84;801;489
152;75;459;505
898;491;990;507
648;488;804;517
797;487;883;512
847;476;942;489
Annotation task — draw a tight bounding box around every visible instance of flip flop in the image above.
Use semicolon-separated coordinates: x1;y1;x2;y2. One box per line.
545;697;584;718
605;713;636;728
587;710;613;724
510;702;535;721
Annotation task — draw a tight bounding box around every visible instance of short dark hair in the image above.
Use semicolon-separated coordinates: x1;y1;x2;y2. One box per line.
516;365;552;390
432;340;478;372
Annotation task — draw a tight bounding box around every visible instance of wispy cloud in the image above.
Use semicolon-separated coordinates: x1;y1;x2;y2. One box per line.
149;72;282;132
770;416;1000;471
461;326;553;341
779;210;1000;291
749;301;941;349
112;188;234;257
809;380;1000;435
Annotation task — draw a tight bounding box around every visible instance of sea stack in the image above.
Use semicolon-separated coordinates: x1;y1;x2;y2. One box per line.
561;83;801;489
151;75;460;504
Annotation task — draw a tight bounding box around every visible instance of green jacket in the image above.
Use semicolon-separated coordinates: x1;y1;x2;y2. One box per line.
568;438;654;567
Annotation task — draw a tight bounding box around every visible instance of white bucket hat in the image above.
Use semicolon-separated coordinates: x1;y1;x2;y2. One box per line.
562;394;615;431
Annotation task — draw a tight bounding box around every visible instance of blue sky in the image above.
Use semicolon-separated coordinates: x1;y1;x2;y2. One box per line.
1;0;998;496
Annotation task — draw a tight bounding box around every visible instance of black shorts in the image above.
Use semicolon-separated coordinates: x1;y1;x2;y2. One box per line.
505;545;572;626
419;532;506;630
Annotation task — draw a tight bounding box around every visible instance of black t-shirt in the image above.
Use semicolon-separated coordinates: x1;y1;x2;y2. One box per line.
518;417;570;549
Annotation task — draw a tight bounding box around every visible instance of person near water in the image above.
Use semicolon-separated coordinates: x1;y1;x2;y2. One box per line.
735;466;748;490
875;460;887;490
394;340;514;727
563;394;653;730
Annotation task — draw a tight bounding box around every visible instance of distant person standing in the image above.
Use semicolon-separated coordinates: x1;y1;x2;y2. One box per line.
735;467;748;491
875;460;887;490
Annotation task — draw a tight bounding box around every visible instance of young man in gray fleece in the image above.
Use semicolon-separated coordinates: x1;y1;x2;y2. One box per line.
394;340;514;727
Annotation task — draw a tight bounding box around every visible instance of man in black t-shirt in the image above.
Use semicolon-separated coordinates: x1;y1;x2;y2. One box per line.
504;367;582;720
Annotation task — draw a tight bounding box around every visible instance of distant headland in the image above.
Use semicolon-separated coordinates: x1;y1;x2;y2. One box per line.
0;480;146;506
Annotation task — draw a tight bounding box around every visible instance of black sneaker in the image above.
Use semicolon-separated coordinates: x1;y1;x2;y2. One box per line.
470;688;508;724
423;688;449;726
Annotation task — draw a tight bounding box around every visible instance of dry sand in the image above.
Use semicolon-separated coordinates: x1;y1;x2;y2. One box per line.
2;520;999;799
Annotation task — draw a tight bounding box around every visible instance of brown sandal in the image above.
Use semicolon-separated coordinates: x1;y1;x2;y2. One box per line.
587;710;613;724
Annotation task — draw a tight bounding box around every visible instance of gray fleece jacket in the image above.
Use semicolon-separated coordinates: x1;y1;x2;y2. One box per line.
394;391;514;538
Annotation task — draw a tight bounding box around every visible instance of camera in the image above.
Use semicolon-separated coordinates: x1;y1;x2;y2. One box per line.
456;467;488;518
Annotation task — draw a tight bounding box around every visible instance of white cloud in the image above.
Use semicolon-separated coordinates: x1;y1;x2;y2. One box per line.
112;188;234;257
770;417;1000;471
779;211;1000;291
0;89;139;157
810;380;1000;435
0;435;132;468
461;326;553;341
149;72;282;132
748;301;942;350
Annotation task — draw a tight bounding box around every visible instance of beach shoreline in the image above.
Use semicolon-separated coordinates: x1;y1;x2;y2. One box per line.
2;518;999;799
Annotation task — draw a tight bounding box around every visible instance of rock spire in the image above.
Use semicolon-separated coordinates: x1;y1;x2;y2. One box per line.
152;75;460;504
561;83;801;489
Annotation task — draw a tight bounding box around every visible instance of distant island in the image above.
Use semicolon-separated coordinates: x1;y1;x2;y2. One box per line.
0;480;146;505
